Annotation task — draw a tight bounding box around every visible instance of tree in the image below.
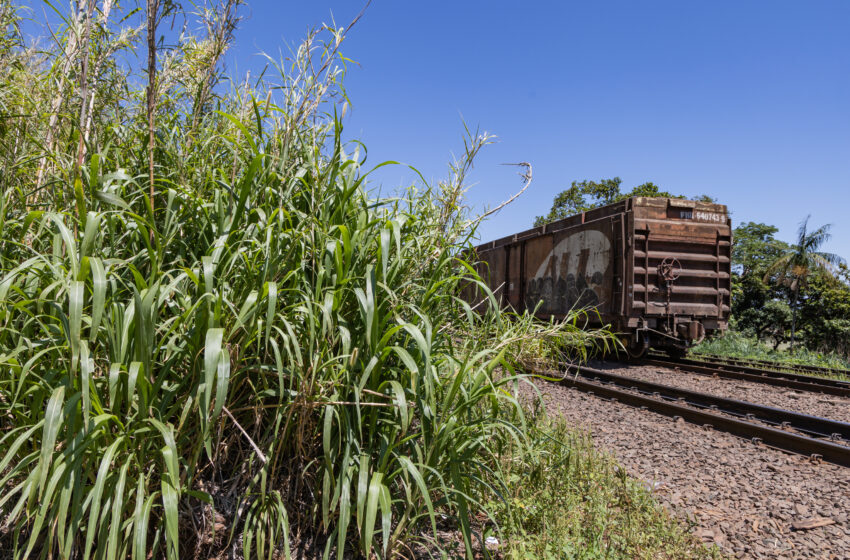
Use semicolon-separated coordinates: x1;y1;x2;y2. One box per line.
729;222;792;346
763;216;845;352
732;222;789;277
533;178;683;226
799;263;850;356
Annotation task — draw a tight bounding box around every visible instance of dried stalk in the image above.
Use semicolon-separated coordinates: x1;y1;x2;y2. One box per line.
189;0;240;140
146;0;160;222
33;7;83;204
469;161;533;226
81;0;115;150
223;406;267;464
73;0;97;176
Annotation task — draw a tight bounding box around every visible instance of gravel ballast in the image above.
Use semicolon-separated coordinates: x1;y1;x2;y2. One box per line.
524;369;850;559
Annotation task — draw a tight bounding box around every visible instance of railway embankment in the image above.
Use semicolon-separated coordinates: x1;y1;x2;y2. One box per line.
524;363;850;559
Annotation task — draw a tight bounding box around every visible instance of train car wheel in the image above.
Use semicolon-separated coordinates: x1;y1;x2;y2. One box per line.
626;343;648;359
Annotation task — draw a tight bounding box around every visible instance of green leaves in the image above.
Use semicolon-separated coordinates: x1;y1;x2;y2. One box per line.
361;472;384;557
202;328;229;426
37;386;65;500
0;14;613;559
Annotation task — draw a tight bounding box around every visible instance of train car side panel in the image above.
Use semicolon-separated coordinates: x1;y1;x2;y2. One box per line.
469;197;731;354
521;218;619;319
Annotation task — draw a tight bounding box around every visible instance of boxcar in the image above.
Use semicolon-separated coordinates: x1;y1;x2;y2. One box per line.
472;197;732;355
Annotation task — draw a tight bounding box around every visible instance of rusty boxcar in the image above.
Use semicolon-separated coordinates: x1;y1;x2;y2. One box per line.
472;197;732;356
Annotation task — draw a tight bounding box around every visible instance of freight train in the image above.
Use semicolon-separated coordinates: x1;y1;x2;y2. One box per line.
472;197;732;356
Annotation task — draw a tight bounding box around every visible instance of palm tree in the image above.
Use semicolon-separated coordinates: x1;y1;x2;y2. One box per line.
764;216;845;352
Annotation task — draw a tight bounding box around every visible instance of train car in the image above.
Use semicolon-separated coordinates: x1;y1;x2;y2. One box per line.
472;197;732;356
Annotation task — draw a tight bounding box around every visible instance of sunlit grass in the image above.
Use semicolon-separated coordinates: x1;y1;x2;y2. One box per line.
486;410;721;560
0;4;619;558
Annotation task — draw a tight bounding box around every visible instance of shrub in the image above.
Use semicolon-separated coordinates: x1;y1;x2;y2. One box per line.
0;3;610;558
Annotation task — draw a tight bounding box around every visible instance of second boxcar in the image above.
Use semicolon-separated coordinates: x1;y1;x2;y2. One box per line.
473;197;732;355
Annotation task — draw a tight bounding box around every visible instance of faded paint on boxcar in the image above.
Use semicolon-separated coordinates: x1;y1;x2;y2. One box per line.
524;225;614;316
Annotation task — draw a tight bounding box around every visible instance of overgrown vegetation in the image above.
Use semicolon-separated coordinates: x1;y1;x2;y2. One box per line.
724;221;850;362
0;2;719;559
692;331;850;375
486;411;720;560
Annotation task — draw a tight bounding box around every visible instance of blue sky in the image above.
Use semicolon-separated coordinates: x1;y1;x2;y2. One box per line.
227;1;849;258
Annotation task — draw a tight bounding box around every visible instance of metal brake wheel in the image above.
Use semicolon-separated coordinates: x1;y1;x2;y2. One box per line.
657;257;682;282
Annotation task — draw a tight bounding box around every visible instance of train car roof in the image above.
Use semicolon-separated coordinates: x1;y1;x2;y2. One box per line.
475;196;729;252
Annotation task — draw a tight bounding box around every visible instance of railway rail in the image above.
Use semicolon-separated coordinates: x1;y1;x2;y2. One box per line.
542;364;850;468
692;353;850;378
641;355;850;398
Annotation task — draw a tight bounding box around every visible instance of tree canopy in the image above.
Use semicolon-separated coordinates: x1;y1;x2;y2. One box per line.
730;222;792;348
533;177;715;226
731;219;850;355
762;216;845;351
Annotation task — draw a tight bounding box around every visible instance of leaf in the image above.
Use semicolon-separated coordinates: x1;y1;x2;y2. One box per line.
203;328;224;427
202;256;215;295
89;257;106;340
127;362;142;415
69;280;84;374
37;386;65;500
356;454;370;524
336;469;352;559
80;211;101;258
93;189;130;209
148;419;179;489
108;363;121;410
108;461;130;560
388;380;409;434
398;456;438;536
212;347;230;422
80;340;92;426
161;478;179;560
361;472;383;557
50;213;78;275
264;281;277;348
84;436;124;560
379;482;392;556
132;478;152;560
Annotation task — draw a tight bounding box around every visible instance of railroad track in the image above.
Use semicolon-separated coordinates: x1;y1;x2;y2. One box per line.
694;353;850;378
641;355;850;398
544;364;850;468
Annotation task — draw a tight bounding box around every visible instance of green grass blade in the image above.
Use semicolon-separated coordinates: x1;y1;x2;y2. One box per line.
361;472;383;557
89;257;106;340
84;436;124;560
69;280;84;374
37;386;65;500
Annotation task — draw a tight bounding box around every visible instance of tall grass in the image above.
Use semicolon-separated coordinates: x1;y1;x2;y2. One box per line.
487;411;720;560
0;3;609;558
